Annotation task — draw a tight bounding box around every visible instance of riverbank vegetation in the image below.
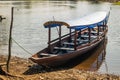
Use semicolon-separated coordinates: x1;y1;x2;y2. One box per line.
113;1;120;5
0;55;120;80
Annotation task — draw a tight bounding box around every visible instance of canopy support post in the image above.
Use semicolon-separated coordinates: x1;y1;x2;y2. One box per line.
48;26;51;53
74;30;77;50
78;30;81;38
69;28;72;42
103;22;105;31
97;25;99;35
104;21;106;30
97;25;100;40
59;26;61;47
88;28;91;43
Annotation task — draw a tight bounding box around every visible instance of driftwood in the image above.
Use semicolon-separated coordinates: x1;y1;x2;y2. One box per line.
0;62;15;75
0;63;7;75
0;66;6;75
0;62;23;80
0;65;24;80
0;66;24;80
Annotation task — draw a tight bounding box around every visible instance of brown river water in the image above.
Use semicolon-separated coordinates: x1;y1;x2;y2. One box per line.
0;0;120;75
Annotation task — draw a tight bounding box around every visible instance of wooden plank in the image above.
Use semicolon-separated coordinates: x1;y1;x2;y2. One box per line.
40;53;57;57
54;47;74;51
81;35;89;38
71;38;81;42
63;42;75;45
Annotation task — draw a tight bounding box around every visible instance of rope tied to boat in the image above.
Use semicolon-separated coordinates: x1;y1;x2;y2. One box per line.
53;16;59;35
12;38;32;55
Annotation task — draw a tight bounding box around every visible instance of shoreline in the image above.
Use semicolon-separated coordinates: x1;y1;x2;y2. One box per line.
0;55;120;80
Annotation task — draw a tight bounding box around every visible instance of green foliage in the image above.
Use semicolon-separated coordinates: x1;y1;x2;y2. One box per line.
113;1;120;5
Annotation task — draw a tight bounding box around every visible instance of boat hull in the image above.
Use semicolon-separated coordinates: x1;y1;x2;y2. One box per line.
29;36;106;66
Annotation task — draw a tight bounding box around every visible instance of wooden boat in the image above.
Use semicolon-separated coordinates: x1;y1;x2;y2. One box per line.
29;11;110;66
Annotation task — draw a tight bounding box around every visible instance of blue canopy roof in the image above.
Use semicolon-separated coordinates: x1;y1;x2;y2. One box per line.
66;11;110;30
43;11;110;30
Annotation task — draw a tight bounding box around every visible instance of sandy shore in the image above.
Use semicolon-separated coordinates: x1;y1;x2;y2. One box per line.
0;55;120;80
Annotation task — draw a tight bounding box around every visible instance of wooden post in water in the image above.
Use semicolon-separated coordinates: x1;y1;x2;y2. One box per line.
7;7;14;72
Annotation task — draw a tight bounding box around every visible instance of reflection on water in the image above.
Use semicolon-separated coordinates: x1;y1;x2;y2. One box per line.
63;38;107;71
0;0;120;74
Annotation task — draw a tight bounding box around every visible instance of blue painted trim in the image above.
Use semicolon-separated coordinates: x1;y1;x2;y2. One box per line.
44;24;61;28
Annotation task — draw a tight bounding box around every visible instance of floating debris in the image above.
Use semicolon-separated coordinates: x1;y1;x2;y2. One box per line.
0;15;6;22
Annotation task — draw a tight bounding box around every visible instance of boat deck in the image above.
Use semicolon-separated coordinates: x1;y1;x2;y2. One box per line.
52;30;102;54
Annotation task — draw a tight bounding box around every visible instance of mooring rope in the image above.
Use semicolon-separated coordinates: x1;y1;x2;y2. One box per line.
53;16;59;35
11;38;32;55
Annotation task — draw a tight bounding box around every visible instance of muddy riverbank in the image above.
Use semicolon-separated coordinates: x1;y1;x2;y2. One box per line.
0;55;120;80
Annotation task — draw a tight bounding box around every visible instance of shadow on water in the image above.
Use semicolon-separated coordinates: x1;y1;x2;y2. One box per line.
23;38;107;75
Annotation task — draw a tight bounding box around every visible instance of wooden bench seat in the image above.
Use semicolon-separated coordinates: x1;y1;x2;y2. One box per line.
85;31;103;35
63;42;78;45
54;47;74;51
39;53;57;57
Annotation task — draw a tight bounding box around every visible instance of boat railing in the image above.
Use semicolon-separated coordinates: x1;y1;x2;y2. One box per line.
48;26;107;51
48;28;88;45
48;31;74;45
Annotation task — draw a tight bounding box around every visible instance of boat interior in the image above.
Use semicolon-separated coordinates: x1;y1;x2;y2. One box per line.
36;11;110;58
52;27;104;54
29;11;109;66
38;25;106;58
